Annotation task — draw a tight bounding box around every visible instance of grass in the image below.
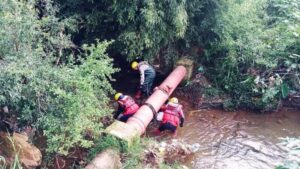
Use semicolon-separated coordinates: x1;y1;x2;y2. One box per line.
0;134;23;169
88;135;148;169
88;134;126;160
122;139;143;169
159;162;182;169
87;136;188;169
0;156;6;169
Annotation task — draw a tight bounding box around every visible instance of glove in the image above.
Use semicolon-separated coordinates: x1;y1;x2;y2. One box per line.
180;117;184;127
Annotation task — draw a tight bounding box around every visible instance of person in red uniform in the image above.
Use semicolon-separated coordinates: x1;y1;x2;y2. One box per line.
155;97;185;137
114;93;140;122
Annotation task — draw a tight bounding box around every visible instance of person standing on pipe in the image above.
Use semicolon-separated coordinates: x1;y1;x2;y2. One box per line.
131;61;156;100
155;97;185;137
113;93;140;122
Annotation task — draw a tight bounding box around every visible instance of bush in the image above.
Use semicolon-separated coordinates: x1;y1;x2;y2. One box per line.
0;41;117;155
52;0;300;111
0;0;117;155
205;0;300;111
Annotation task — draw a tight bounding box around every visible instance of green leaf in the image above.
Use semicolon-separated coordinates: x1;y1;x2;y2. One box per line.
281;83;289;99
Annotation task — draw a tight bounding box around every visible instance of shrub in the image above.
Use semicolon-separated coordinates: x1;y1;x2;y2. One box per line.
206;0;300;111
0;0;117;155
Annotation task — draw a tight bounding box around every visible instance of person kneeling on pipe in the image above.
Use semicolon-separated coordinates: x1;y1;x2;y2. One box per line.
155;97;185;137
131;61;156;99
114;93;140;122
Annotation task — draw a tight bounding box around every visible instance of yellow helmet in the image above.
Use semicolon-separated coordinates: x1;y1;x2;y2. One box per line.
169;97;178;104
114;93;123;101
131;61;138;70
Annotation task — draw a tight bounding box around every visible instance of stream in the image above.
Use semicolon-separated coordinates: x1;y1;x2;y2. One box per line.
112;68;300;169
174;106;300;169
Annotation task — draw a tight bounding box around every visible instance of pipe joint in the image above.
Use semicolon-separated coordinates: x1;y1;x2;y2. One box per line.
143;102;157;116
154;86;172;96
127;116;146;133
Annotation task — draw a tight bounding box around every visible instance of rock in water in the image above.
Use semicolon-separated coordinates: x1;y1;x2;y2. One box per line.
144;139;201;166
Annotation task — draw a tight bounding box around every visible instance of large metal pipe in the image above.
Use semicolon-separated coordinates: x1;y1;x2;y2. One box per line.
126;65;187;135
85;66;187;169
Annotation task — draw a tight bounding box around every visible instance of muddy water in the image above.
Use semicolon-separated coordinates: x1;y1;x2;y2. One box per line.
176;107;300;169
112;70;300;169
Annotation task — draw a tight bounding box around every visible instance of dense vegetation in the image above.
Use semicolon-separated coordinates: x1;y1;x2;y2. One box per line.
0;0;299;167
54;0;300;111
210;0;300;111
0;0;117;155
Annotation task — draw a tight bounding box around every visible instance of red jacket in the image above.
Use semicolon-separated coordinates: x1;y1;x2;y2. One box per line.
118;96;139;115
162;103;184;127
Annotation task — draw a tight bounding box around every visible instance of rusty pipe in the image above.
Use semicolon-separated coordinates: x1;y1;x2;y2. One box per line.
126;65;187;135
